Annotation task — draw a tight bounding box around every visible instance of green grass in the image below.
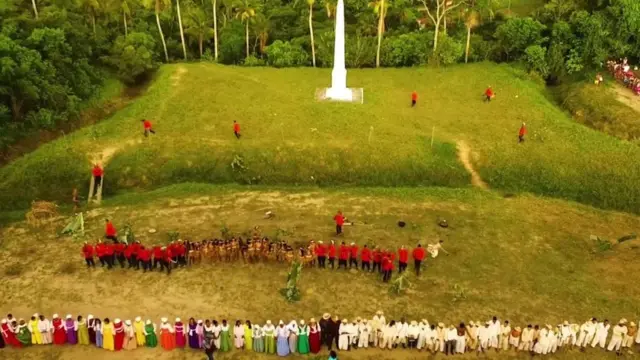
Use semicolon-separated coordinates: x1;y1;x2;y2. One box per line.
0;63;639;214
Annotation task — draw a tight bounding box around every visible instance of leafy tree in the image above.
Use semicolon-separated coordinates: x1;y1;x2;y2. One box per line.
105;31;158;83
234;0;256;58
185;5;214;57
265;39;308;67
419;0;465;52
524;44;548;77
142;0;171;62
494;17;546;61
463;0;495;63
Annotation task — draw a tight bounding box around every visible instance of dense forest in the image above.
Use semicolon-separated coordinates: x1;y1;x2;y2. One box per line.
0;0;639;144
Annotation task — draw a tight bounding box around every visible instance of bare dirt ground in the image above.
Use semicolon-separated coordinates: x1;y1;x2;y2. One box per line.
456;140;488;190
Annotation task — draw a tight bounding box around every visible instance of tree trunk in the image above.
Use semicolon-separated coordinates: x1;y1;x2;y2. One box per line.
245;21;250;58
155;3;169;62
464;25;471;63
199;34;203;57
176;0;188;60
123;10;128;36
91;13;96;36
10;96;23;122
213;0;218;61
31;0;38;19
433;18;440;52
309;4;316;67
375;0;385;68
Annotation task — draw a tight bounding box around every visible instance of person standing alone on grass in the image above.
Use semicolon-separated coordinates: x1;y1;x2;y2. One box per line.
141;119;155;137
233;120;241;139
518;122;527;143
333;210;345;235
92;164;103;196
411;91;418;107
484;86;494;102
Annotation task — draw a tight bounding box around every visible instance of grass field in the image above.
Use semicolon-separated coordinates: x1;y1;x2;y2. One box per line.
1;184;639;360
0;63;639;214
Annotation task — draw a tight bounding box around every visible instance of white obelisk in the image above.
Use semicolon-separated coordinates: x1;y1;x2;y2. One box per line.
325;0;353;101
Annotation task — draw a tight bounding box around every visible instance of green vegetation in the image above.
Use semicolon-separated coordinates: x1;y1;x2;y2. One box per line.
1;63;639;215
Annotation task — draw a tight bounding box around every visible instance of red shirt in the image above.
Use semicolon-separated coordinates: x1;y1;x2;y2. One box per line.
124;245;132;258
138;249;150;261
96;243;105;257
92;166;103;177
519;126;527;137
382;256;391;271
105;244;115;256
153;246;162;259
350;245;358;258
176;244;186;256
361;247;371;262
328;245;336;258
131;243;140;256
315;244;326;257
373;249;382;262
411;92;418;101
485;88;494;97
334;214;345;226
398;248;409;263
105;222;116;237
339;245;349;260
412;247;425;261
163;249;173;261
115;243;125;255
82;244;94;259
143;120;152;129
233;123;240;132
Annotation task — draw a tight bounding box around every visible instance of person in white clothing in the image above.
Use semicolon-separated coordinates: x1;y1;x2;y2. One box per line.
416;320;429;350
560;321;572;347
370;311;385;347
577;318;597;349
233;320;244;349
509;326;521;349
395;318;408;348
380;320;396;350
499;320;510;350
622;321;636;348
518;324;533;351
358;318;370;348
488;316;500;349
533;325;549;354
548;325;559;353
455;323;466;354
591;319;610;348
477;321;491;353
338;318;350;350
407;320;420;349
349;319;359;349
607;319;627;353
38;314;52;344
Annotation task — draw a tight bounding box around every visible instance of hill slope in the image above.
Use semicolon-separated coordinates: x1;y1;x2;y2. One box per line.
0;63;638;213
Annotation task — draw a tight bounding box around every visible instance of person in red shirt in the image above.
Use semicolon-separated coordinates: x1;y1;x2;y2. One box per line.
161;246;173;275
82;241;95;268
138;246;150;272
328;240;337;269
381;253;392;282
411;91;418;107
176;240;186;267
105;219;117;242
518;122;527;143
115;241;126;268
130;241;140;270
484;86;494;102
153;245;163;270
360;245;371;271
315;240;327;268
141;119;156;137
96;240;106;267
412;243;426;276
349;242;358;268
398;245;409;273
105;242;115;269
372;246;382;273
233;120;241;139
333;210;345;235
338;242;349;269
92;164;104;196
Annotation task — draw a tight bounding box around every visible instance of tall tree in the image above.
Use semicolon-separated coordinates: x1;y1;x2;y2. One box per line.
176;0;188;60
252;13;270;54
31;0;38;19
143;0;170;62
110;0;133;36
185;6;214;57
323;0;336;18
419;0;465;52
369;0;390;67
234;0;256;58
212;0;218;60
80;0;102;36
463;0;494;63
295;0;316;66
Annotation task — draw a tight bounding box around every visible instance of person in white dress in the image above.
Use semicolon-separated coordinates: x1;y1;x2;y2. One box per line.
338;319;350;350
233;320;244;349
489;316;500;349
358;318;370;348
370;311;385;347
211;320;222;349
407;320;419;349
416;320;429;351
533;325;549;354
395;318;408;348
591;319;610;348
380;320;396;350
477;321;490;353
607;319;627;353
499;320;511;350
349;319;359;349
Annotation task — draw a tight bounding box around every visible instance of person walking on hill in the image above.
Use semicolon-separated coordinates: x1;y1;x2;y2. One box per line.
411;91;418;107
233;120;241;139
141;119;156;137
333;210;345;235
92;164;103;196
518;122;527;143
484;86;494;102
82;242;95;268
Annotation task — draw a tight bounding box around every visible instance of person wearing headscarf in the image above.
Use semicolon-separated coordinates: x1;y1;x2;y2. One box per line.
276;320;290;356
94;318;103;348
64;314;77;345
359;318;371;348
28;314;41;345
1;319;20;348
624;321;637;349
52;314;66;345
113;318;125;350
309;318;321;354
416;320;430;351
159;317;176;351
77;315;90;345
87;315;96;345
435;322;446;352
188;318;199;349
233;320;245;349
380;320;396;350
212;319;222;350
16;319;31;347
371;311;385;347
123;320;136;350
395;318;409;348
219;319;231;352
287;320;299;353
102;318;114;351
253;323;264;352
134;317;146;347
607;319;628;354
244;320;253;350
338;318;350;350
144;320;157;348
298;319;310;354
174;318;186;348
591;319;610;348
263;320;276;354
444;324;457;355
196;320;204;348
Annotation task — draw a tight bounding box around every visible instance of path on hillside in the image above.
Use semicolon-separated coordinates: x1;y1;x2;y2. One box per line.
456;140;488;190
613;85;640;113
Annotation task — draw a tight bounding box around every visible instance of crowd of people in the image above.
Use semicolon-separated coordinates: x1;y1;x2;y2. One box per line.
83;217;447;282
606;58;640;95
2;312;639;358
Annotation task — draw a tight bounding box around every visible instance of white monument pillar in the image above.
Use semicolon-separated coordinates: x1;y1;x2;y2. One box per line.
324;0;359;102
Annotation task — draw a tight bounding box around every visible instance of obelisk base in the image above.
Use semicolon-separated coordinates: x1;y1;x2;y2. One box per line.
316;88;364;103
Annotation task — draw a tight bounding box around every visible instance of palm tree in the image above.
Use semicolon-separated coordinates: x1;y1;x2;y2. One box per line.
220;0;233;27
252;13;270;54
234;0;256;58
176;0;188;60
419;0;464;52
323;0;336;18
369;0;390;67
463;0;495;63
295;0;316;66
143;0;171;62
111;0;133;36
31;0;39;19
80;0;101;36
211;0;218;60
185;7;214;57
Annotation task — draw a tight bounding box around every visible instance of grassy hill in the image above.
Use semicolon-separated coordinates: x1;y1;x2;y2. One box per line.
0;63;638;213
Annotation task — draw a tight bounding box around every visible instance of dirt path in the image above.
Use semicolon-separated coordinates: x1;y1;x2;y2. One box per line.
456;140;488;190
613;85;640;113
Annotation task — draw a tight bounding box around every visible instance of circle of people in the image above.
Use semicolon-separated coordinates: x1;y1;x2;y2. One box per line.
1;312;639;356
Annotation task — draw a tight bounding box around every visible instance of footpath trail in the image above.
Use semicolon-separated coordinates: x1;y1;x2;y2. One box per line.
456;140;488;190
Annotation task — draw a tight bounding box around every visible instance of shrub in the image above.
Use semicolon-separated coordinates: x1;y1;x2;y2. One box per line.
525;45;549;77
494;17;546;61
434;35;463;66
243;55;265;66
219;24;247;65
105;32;158;84
381;33;429;67
345;35;376;68
265;40;309;67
